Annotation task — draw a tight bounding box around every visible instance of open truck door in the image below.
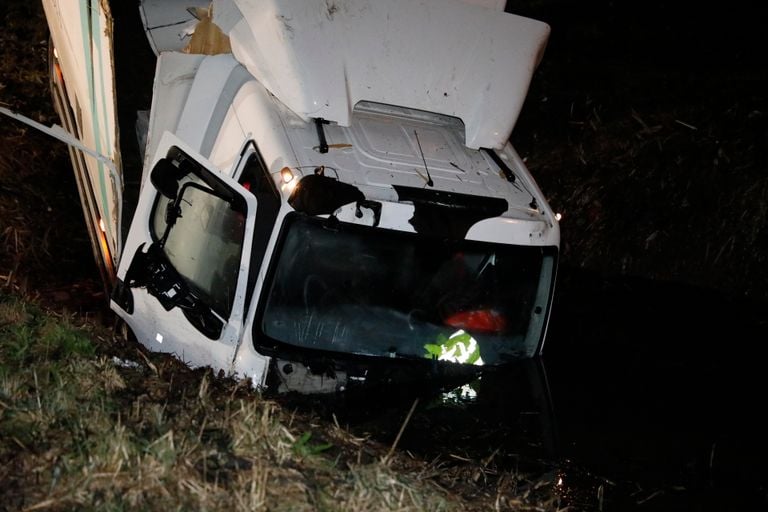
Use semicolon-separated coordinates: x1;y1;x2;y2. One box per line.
42;0;123;285
111;132;257;374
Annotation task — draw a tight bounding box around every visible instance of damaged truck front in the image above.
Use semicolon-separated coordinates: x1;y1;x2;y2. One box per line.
32;0;560;393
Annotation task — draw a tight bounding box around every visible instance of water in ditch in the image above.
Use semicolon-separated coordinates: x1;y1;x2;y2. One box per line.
276;266;768;511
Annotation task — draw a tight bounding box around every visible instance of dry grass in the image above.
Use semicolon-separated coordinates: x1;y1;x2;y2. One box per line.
509;8;768;303
5;293;566;511
518;97;768;302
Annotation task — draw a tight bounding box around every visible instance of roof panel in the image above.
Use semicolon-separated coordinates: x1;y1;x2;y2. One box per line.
227;0;549;149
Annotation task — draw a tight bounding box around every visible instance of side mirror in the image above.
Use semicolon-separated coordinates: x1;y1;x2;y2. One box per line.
150;158;183;200
288;174;365;215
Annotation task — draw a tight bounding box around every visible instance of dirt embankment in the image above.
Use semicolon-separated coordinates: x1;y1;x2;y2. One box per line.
509;0;768;303
0;2;103;309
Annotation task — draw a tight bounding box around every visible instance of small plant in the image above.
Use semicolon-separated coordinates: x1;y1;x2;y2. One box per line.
292;431;332;457
41;321;95;359
0;299;93;367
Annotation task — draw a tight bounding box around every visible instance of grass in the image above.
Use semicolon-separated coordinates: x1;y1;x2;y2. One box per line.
509;5;768;303
1;292;564;511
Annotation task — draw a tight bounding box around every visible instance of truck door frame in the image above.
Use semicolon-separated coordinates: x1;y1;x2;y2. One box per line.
111;132;257;374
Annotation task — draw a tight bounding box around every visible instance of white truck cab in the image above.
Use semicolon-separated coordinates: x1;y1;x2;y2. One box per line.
9;0;559;393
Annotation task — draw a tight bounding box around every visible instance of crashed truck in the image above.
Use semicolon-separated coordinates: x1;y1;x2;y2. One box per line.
9;0;560;392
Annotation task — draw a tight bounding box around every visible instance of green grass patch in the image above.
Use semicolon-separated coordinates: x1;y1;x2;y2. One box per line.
0;295;94;367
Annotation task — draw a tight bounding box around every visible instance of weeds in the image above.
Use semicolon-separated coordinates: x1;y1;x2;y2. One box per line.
293;431;333;457
1;293;509;511
0;295;93;367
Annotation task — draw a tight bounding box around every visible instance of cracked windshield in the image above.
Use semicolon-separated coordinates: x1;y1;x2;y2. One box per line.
260;215;555;363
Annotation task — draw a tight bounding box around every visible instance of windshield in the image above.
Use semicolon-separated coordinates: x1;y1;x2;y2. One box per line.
258;215;556;365
151;172;246;318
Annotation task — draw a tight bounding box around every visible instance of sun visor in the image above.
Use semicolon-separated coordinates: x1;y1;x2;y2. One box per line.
224;0;549;149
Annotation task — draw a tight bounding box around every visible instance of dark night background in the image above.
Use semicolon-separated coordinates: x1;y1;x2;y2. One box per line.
509;0;768;304
1;0;767;510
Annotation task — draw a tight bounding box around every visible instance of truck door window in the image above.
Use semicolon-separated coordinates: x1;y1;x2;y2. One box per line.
151;170;246;319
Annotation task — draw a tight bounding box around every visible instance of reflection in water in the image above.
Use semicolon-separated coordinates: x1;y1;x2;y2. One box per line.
440;381;478;404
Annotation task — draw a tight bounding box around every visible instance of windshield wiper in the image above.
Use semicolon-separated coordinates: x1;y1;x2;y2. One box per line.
315;118;329;154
